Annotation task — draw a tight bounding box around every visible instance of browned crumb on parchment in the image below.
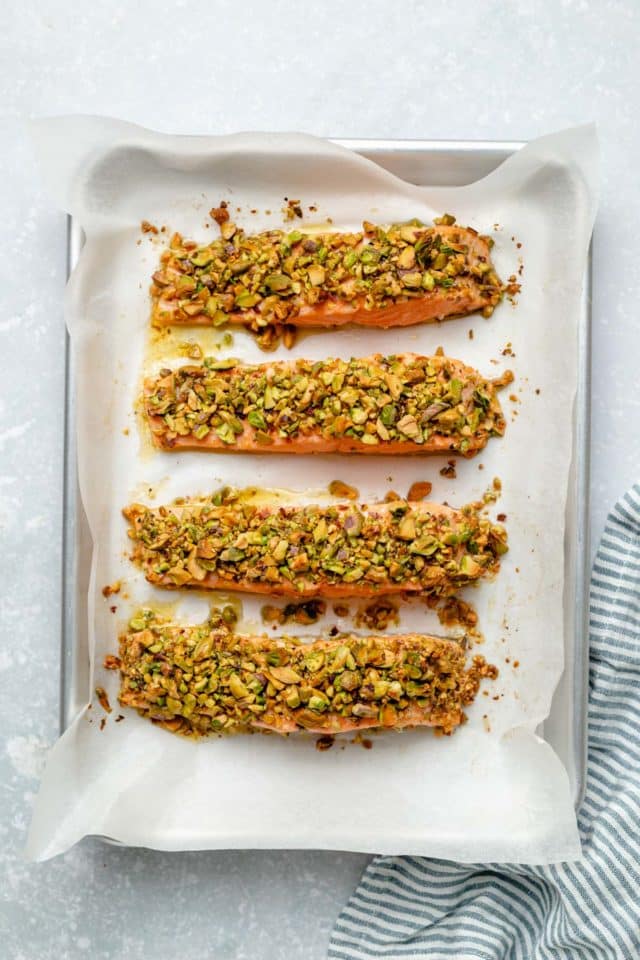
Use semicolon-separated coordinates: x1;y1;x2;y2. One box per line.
505;275;521;298
315;735;334;752
465;657;498;698
437;596;478;631
355;597;399;631
95;686;112;714
261;599;326;626
209;201;230;225
177;340;204;360
102;581;121;598
492;369;515;389
407;481;432;502
434;595;484;645
352;732;373;750
141;220;158;234
283;198;303;220
475;477;503;509
328;480;359;500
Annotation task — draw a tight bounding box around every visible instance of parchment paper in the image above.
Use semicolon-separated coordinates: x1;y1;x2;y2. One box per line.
26;118;597;862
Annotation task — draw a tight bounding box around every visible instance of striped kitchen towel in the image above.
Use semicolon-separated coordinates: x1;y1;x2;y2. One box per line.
329;486;640;960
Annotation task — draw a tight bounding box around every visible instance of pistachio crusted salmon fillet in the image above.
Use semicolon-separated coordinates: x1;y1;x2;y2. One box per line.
150;216;502;334
145;352;510;456
113;611;498;736
123;495;507;599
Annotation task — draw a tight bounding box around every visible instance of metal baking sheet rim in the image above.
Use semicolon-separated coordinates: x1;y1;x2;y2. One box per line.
60;139;591;844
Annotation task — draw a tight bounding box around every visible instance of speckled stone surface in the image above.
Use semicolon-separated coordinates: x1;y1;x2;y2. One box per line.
2;1;640;957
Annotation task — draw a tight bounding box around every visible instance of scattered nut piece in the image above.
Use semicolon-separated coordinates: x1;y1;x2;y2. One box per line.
437;596;478;629
261;600;326;626
282;324;297;349
102;581;121;598
210;201;229;225
407;481;433;502
178;340;203;360
261;605;283;624
283;198;303;220
356;598;399;631
328;480;358;500
315;736;335;751
95;686;112;713
333;603;350;618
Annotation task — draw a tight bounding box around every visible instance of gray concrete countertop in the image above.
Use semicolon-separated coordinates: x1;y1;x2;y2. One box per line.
2;2;639;958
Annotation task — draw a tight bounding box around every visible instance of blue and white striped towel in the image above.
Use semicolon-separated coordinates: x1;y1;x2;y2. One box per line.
329;486;640;960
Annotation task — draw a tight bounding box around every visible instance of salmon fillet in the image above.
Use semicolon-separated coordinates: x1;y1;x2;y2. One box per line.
112;610;498;737
150;218;502;337
123;495;507;599
145;352;510;457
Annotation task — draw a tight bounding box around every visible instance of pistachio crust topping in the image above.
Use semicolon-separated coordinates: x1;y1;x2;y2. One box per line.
113;610;498;737
150;217;502;343
123;492;508;598
145;353;508;456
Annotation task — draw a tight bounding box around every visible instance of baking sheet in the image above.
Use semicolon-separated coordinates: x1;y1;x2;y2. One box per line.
60;140;592;810
27;118;597;862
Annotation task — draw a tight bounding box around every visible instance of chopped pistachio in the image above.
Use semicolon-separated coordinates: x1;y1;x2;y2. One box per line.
285;688;301;709
398;514;417;540
229;673;250;698
308;695;329;713
307;264;325;286
269;666;303;684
